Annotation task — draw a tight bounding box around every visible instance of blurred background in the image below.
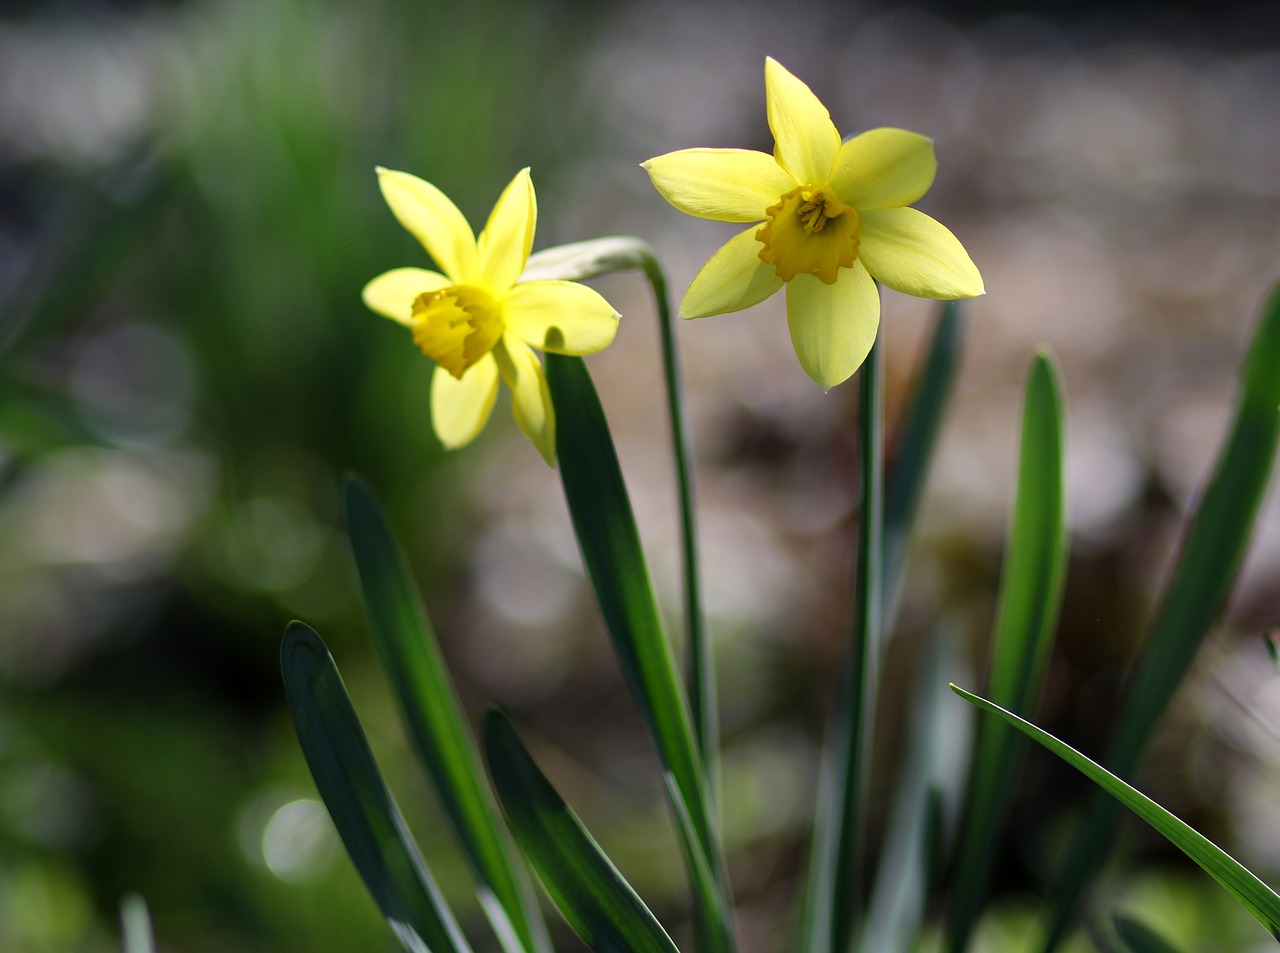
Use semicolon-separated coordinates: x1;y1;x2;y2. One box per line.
1;0;1278;950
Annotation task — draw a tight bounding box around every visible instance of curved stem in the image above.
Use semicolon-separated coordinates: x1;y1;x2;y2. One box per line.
524;235;717;807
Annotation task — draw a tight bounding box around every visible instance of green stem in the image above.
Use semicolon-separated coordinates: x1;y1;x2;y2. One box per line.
640;255;716;798
801;337;883;953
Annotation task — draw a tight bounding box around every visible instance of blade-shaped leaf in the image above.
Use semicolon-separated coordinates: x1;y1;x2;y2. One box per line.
948;350;1067;953
119;895;155;953
861;628;971;953
661;772;733;947
281;622;473;953
544;353;734;953
482;708;682;953
1266;629;1279;674
343;476;549;953
882;299;966;632
1112;915;1187;953
526;238;718;796
1042;281;1280;950
952;685;1280;942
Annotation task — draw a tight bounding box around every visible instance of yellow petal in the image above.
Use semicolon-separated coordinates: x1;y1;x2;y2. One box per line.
859;207;984;299
494;335;555;465
680;226;784;318
765;57;840;186
362;267;451;325
785;264;879;391
829;128;937;210
503;280;620;354
430;351;499;450
376;167;480;283
478;168;536;292
642;149;796;222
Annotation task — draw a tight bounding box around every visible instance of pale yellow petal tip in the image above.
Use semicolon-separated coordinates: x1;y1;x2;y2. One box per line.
810;365;858;393
763;56;804;88
358;282;380;313
436;431;473;452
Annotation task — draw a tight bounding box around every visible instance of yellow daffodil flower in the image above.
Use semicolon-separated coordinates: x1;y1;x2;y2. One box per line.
643;57;984;390
362;167;621;463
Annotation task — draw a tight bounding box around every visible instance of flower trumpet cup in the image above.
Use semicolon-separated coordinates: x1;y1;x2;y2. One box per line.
363;167;621;463
643;57;983;390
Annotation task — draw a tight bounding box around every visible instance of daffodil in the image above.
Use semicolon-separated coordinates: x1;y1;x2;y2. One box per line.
643;58;983;390
362;167;621;463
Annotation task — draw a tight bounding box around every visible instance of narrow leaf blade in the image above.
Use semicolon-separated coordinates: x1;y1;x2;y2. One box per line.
882;299;965;630
119;895;155;953
861;628;971;953
1043;281;1280;948
344;475;548;953
948;350;1068;953
529;240;716;785
545;353;734;953
482;708;681;953
280;622;473;953
952;684;1280;942
1112;915;1188;953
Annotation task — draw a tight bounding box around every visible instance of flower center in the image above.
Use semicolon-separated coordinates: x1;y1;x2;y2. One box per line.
756;186;861;284
411;285;503;379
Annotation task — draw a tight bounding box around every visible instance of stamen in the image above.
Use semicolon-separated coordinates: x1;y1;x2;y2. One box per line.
798;198;828;233
757;186;861;283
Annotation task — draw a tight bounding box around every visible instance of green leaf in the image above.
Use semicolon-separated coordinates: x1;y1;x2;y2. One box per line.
882;299;965;630
1042;280;1280;950
527;239;718;793
481;708;682;953
1112;915;1187;953
948;350;1068;953
801;339;883;953
861;628;970;953
119;894;155;953
544;354;734;953
1266;629;1279;674
280;622;473;953
952;685;1280;942
343;476;549;953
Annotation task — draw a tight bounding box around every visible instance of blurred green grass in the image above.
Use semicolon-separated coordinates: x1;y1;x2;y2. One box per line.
0;1;613;949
